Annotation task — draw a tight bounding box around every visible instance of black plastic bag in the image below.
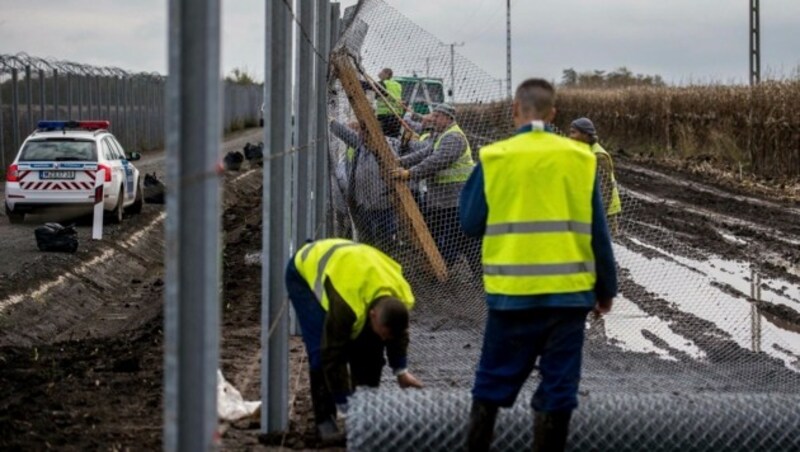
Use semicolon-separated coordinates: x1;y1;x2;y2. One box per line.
224;151;245;171
243;142;264;167
35;223;78;253
143;172;166;204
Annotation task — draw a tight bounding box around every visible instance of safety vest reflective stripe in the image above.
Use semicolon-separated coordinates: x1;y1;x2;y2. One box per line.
485;220;592;236
484;262;596;276
311;242;358;300
376;79;403;115
433;123;474;184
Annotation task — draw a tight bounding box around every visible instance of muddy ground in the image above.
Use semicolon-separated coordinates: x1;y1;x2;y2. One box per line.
1;147;800;450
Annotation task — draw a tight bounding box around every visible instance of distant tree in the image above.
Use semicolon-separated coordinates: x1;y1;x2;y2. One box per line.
562;68;578;87
226;67;260;85
560;67;666;88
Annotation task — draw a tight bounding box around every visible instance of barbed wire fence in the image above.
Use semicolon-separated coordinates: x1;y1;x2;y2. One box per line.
322;1;800;450
0;52;261;170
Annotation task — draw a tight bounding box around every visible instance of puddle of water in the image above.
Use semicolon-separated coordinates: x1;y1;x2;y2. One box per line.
616;243;800;371
603;295;706;361
629;237;800;312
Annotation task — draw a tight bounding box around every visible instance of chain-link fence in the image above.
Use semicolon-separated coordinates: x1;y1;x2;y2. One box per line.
0;53;262;169
324;0;800;449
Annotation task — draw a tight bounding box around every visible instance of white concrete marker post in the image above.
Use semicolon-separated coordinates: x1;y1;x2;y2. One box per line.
92;169;104;240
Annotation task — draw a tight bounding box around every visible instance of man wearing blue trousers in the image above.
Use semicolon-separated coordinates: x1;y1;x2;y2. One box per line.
460;78;618;452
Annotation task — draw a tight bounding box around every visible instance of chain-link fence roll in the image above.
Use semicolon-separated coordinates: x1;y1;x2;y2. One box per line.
348;389;800;452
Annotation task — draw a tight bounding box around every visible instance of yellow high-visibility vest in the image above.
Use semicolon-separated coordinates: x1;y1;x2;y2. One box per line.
480;131;597;296
294;239;415;338
376;79;403;116
591;143;622;216
433;123;475;184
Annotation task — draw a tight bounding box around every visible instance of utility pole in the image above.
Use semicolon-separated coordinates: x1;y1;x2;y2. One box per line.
749;0;760;85
506;0;512;98
442;42;464;102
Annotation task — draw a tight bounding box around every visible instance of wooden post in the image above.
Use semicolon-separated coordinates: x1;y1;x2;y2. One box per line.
332;52;448;281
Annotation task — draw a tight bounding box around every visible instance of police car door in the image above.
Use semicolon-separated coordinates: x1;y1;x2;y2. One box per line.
109;137;135;202
101;138;124;200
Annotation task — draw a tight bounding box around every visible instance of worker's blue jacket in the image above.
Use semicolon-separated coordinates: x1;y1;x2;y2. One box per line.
459;123;618;310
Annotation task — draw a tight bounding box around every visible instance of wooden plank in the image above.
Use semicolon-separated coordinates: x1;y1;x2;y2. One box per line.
332;52;448;281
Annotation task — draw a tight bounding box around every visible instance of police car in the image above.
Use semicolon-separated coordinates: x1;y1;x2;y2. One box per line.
4;120;143;224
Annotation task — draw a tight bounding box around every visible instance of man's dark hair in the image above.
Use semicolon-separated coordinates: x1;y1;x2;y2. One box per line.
375;296;409;338
383;68;393;78
515;78;556;118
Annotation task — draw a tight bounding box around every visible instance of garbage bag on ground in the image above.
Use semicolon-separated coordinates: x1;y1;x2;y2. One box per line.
224;151;245;171
243;142;264;167
35;223;78;253
143;172;166;204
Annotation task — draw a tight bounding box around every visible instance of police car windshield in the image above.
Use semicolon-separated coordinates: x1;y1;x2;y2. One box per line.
19;140;97;162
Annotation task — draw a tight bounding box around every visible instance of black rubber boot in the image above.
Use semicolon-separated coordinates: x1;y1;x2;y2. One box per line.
532;411;572;452
309;369;343;443
466;400;499;452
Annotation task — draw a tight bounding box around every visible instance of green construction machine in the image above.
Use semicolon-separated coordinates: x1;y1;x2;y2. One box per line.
394;76;445;115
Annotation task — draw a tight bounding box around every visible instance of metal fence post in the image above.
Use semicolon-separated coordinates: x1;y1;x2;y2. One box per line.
116;76;123;134
106;76;112;124
67;72;73;120
25;65;33;131
164;0;222;450
261;0;292;434
315;0;331;238
295;0;317;246
0;76;5;167
38;69;45;122
11;68;20;151
95;75;101;120
54;69;59;118
88;72;94;119
77;74;83;120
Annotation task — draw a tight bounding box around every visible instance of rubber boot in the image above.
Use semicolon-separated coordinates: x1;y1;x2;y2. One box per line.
532;411;572;452
466;400;499;452
309;369;344;444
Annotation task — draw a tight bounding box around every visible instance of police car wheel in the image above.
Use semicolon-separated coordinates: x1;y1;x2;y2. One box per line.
6;206;24;225
107;186;124;224
127;178;144;215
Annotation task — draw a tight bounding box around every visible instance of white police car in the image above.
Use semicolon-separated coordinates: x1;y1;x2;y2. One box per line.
4;120;143;224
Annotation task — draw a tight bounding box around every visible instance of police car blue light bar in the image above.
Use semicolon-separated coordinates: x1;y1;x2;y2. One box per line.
37;120;111;131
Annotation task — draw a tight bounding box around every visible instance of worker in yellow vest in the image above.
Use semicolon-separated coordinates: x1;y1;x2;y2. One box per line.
460;79;618;452
374;68;404;138
569;117;623;232
392;103;482;278
286;239;424;442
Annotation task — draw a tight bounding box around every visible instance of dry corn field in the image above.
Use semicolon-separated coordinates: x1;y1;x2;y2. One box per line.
458;81;800;181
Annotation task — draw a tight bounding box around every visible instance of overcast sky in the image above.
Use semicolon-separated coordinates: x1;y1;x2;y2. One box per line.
0;0;798;85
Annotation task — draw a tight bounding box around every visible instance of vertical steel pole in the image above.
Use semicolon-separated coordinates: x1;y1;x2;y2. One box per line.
0;75;5;167
116;76;123;134
54;69;59;118
77;74;84;120
749;0;761;86
261;0;292;434
295;0;315;248
11;69;20;151
67;72;73;119
88;73;94;119
164;0;222;450
106;76;112;124
330;3;341;53
38;69;45;121
506;0;512;99
314;0;331;237
95;75;101;120
25;66;33;131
